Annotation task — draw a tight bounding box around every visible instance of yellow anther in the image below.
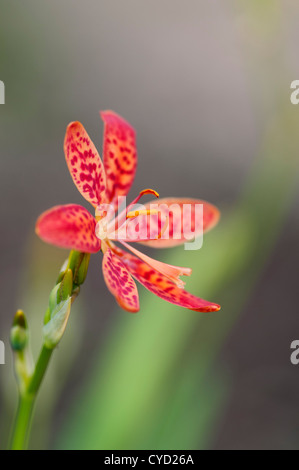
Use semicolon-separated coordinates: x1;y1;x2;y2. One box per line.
126;209;159;219
139;189;159;199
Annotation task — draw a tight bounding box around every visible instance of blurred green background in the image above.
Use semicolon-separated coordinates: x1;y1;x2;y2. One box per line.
0;0;299;450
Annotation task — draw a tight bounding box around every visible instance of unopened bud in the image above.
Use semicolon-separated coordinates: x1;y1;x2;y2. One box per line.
48;284;60;313
43;298;71;349
68;251;90;286
48;269;73;316
10;310;29;351
56;258;70;284
58;269;73;302
74;253;90;286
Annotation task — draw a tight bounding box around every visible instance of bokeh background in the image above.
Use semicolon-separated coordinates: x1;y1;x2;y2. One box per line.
1;0;299;450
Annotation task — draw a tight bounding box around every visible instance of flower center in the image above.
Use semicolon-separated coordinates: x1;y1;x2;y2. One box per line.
95;219;108;241
95;204;114;241
95;188;160;243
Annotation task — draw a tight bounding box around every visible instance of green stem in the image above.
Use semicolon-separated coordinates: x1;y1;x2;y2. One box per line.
10;395;34;450
9;249;88;450
28;346;53;395
10;346;53;450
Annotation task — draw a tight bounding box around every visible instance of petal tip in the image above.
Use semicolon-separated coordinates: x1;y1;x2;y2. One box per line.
198;303;221;313
100;110;136;133
121;303;140;314
65;121;82;134
116;296;140;314
212;303;221;312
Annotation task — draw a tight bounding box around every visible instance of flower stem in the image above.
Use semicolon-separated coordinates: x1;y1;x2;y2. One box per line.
10;394;34;450
9;250;89;450
10;346;53;450
27;345;53;396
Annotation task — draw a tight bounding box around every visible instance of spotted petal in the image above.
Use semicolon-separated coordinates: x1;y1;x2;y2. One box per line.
36;204;101;253
101;110;137;202
132;198;220;248
116;249;221;312
64;121;106;207
102;248;139;313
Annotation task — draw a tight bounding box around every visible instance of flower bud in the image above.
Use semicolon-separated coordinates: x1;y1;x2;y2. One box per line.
48;269;73;317
10;310;29;351
57;269;73;303
74;253;90;286
68;250;90;286
56;257;70;284
43;298;71;349
44;307;51;325
48;284;60;314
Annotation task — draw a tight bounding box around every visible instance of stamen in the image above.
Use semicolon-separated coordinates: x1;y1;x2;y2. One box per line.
111;188;159;233
156;215;169;239
119;240;192;288
138;188;159;199
125;189;159;215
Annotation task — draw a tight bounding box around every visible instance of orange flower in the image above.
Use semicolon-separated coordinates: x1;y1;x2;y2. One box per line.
36;111;220;313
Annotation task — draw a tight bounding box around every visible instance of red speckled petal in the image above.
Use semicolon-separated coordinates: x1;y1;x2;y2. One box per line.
64;121;106;207
101;110;137;202
102;248;139;313
135;198;220;248
36;204;101;253
115;248;220;312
